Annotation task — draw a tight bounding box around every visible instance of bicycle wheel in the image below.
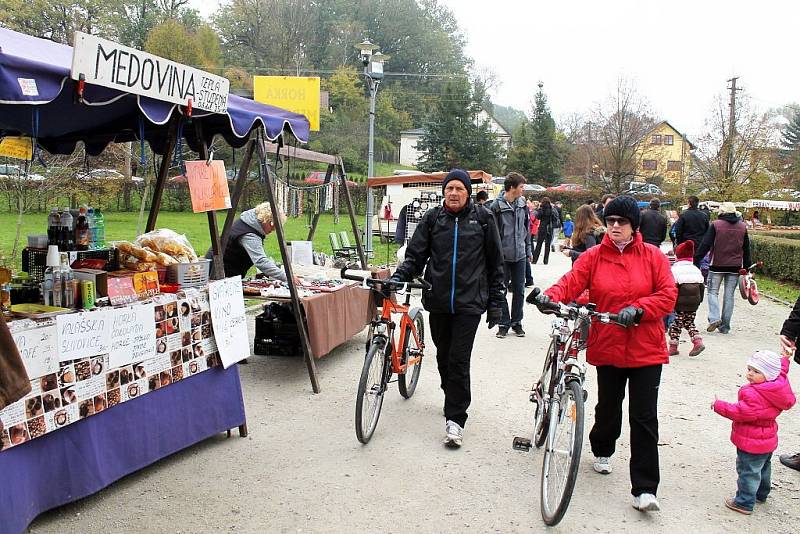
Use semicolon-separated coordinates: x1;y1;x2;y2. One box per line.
355;339;389;444
739;276;750;300
534;340;558;448
540;379;585;526
399;309;424;399
748;279;760;305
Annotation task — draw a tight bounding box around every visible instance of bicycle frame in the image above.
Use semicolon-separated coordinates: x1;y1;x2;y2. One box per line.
371;291;423;375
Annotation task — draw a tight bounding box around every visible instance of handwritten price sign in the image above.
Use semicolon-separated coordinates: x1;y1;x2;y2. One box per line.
185;160;231;213
208;276;249;368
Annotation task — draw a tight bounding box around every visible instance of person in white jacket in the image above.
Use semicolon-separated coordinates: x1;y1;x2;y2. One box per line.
669;240;706;356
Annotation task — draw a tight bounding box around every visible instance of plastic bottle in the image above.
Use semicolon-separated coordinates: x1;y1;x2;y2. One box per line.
42;245;59;306
74;207;90;251
47;208;60;246
87;207;97;249
59;208;74;251
61;253;75;308
93;208;105;249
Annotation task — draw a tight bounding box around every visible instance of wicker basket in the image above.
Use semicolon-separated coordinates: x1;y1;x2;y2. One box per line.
165;259;211;288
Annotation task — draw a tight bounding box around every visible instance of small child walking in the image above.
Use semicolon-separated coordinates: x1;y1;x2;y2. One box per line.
712;350;796;515
669;241;705;356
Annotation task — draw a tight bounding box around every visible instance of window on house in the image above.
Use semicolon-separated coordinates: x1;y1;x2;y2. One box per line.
651;135;662;144
664;135;674;145
643;159;657;170
667;160;682;171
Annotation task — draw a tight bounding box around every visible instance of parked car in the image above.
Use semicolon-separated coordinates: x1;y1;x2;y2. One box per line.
0;163;44;181
625;181;663;197
546;183;586;192
305;171;358;187
523;183;546;192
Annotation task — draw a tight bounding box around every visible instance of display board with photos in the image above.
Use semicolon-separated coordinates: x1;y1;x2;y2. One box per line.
403;190;443;245
0;289;222;452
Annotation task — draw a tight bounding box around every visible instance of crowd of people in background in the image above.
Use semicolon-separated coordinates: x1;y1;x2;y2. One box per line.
391;170;798;516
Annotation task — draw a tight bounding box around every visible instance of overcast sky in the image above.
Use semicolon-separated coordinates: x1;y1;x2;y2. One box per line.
193;0;798;138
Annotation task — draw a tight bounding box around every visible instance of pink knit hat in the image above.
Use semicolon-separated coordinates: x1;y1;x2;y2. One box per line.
748;350;781;381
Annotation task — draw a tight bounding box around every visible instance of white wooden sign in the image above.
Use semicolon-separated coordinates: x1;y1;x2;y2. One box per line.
12;325;58;381
208;276;249;368
70;32;229;113
56;309;112;362
109;303;157;368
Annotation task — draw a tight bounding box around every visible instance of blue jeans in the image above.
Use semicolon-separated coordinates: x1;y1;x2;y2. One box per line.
500;259;526;328
707;272;740;332
735;449;772;510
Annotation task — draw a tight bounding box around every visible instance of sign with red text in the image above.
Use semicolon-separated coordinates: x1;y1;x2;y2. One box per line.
185;160;231;213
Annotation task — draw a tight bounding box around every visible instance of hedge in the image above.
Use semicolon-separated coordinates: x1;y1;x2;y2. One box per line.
749;234;800;283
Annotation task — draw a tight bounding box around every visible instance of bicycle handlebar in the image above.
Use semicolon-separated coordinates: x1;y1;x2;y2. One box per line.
527;287;623;326
340;268;432;291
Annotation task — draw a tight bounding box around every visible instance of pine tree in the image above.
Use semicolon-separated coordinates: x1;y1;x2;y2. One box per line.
416;78;503;173
528;84;562;185
782;109;800;149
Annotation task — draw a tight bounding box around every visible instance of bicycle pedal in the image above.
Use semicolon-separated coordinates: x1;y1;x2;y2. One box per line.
512;436;532;452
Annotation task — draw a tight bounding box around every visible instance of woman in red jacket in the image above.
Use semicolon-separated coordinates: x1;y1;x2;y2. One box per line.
530;195;677;513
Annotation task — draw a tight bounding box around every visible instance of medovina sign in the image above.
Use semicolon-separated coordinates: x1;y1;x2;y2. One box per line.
70;32;229;114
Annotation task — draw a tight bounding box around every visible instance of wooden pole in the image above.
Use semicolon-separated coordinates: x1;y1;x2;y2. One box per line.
306;163;334;241
256;133;321;393
338;157;368;269
221;139;256;253
145;117;180;232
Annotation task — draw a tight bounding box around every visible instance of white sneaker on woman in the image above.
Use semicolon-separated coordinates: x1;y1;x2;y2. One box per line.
593;456;612;474
633;493;660;512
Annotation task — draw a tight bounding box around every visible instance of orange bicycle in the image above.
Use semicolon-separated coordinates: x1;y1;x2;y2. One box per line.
341;268;432;444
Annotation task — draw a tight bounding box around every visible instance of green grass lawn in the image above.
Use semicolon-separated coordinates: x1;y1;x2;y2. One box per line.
757;276;800;304
0;211;399;270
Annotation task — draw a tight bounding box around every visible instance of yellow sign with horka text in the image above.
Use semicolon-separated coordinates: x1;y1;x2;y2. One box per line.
253;76;320;131
0;136;34;160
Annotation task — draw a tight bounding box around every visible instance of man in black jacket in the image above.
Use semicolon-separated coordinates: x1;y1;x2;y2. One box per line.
674;195;710;248
639;198;668;247
778;297;800;470
391;169;505;448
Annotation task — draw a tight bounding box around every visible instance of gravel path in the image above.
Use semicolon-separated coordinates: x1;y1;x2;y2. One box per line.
29;249;800;533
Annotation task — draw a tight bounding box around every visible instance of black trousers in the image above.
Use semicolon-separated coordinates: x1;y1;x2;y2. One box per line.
428;313;481;428
532;230;551;264
589;364;662;496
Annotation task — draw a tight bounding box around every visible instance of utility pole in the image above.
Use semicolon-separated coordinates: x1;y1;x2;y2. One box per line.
725;77;742;181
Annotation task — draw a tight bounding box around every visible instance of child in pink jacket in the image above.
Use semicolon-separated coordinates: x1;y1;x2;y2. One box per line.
712;350;796;514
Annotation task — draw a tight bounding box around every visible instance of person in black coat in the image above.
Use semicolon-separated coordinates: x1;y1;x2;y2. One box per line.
391;169;505;448
778;296;800;471
674;195;710;248
639;198;668;247
532;197;559;264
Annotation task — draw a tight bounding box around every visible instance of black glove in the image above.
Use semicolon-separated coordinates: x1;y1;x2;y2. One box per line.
526;289;547;305
388;274;404;284
486;307;502;329
617;306;642;327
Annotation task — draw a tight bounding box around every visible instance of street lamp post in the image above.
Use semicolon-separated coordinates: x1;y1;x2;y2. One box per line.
355;39;389;255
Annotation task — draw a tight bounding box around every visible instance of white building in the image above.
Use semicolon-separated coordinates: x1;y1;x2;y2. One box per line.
398;109;512;167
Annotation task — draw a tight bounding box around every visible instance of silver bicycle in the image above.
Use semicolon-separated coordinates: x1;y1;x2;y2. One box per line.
513;289;623;526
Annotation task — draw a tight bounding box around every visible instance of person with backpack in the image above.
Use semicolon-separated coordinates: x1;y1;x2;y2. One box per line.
486;172;532;338
639;198;668;248
390;169;505;448
674;195;710;249
532;197;559;265
668;240;705;356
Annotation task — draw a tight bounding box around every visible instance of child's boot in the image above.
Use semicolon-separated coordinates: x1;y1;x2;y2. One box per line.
668;340;679;356
689;335;705;357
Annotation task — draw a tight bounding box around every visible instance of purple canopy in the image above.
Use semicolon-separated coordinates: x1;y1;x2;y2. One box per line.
0;27;310;155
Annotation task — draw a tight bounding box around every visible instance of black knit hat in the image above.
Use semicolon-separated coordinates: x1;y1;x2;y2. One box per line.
442;168;472;196
603;195;640;231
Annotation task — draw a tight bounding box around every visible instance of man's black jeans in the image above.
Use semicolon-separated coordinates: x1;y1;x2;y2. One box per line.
428;313;481;428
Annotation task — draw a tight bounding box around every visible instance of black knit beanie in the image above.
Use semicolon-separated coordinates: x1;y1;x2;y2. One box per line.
442;169;472;196
603;195;640;232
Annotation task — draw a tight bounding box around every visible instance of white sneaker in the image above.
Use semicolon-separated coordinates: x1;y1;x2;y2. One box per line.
444;420;463;448
632;493;660;512
593;456;612;474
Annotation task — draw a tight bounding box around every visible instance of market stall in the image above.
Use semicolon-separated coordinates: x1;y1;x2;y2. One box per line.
744;198;800;229
0;27;310;534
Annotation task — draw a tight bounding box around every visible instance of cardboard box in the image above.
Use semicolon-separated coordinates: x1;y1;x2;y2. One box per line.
73;268;108;297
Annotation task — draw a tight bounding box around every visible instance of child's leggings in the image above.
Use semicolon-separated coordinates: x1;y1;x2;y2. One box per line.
668;311;699;341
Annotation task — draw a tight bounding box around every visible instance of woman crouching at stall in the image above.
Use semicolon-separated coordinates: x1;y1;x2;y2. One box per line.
529;195;677;512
